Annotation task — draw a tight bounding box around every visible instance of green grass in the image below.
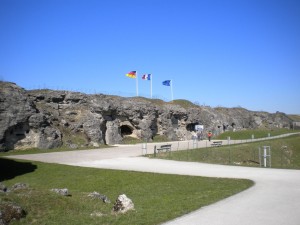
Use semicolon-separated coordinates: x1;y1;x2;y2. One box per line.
171;99;199;109
288;114;300;121
120;135;170;145
0;158;253;225
216;128;298;140
0;144;112;156
156;134;300;169
120;136;144;144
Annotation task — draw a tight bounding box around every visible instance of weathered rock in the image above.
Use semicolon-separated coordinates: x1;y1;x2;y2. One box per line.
82;114;104;146
37;126;62;149
10;183;28;191
0;202;26;225
0;183;7;193
105;120;122;145
88;191;111;203
51;188;70;196
112;194;134;213
0;82;294;150
28;114;49;128
0;82;36;151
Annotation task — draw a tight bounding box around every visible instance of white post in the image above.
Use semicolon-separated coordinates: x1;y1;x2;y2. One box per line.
142;142;147;155
227;136;231;145
170;80;174;101
136;71;139;96
150;74;152;99
264;146;267;167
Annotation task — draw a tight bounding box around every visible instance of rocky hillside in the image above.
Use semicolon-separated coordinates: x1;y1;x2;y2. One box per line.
0;82;293;151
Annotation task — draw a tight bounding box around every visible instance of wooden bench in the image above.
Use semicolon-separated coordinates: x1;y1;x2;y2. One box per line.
155;144;172;154
211;141;222;147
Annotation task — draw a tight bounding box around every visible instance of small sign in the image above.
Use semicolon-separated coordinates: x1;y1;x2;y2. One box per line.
195;125;204;131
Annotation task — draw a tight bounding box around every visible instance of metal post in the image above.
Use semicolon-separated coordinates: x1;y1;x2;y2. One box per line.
263;146;267;167
259;146;271;168
142;142;147;155
227;136;230;145
259;147;261;167
193;139;197;149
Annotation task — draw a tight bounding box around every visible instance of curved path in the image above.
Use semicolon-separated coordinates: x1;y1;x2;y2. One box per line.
7;138;300;225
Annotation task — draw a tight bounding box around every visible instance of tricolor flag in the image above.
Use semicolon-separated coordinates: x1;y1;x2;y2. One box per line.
162;80;171;86
142;74;151;80
126;71;137;78
125;71;138;96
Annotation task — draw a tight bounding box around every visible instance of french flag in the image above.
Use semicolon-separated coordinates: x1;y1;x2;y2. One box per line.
142;74;151;80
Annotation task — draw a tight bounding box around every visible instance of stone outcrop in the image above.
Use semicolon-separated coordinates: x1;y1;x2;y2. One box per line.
88;191;111;203
0;202;26;225
112;194;134;213
0;82;62;150
0;82;293;151
51;188;70;196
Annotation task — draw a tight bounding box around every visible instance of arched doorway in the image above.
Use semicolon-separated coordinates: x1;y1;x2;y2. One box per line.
186;123;199;132
120;125;133;137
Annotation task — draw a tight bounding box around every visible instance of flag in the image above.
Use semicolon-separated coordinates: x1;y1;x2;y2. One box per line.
162;80;171;86
126;71;136;78
142;74;151;80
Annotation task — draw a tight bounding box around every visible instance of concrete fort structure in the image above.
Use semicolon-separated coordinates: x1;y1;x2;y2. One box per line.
0;81;293;151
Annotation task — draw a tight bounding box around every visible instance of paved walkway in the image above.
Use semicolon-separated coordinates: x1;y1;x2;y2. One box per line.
6;137;300;225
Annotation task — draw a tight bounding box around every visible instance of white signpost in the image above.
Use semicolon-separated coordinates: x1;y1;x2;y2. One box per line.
195;125;204;131
142;142;147;155
259;146;271;168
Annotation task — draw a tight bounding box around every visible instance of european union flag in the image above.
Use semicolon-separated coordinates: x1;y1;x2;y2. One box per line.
162;80;171;86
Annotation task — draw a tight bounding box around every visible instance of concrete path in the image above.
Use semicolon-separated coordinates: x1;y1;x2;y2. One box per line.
6;137;300;225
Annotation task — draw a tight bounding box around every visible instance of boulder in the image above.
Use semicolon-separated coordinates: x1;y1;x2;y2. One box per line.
112;194;134;213
10;183;28;191
0;202;26;225
51;188;70;196
88;191;110;203
0;183;7;193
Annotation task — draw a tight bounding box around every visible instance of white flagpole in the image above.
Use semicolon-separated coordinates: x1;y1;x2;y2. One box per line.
150;74;152;99
136;71;139;96
170;80;173;101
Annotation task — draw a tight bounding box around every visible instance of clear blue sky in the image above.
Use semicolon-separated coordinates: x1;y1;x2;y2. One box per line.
1;0;299;114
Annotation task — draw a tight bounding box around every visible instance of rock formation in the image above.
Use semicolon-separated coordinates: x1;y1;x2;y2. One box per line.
112;194;134;213
0;202;26;225
0;81;293;151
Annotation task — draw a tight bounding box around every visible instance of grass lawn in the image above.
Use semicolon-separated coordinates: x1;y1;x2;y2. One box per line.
0;145;112;156
156;134;300;169
0;158;253;225
215;128;299;140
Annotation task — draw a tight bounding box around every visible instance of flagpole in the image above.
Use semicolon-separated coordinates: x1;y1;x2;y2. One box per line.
171;80;173;101
136;71;139;96
150;74;152;99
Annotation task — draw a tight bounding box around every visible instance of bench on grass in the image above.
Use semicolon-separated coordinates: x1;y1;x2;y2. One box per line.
211;141;222;147
155;144;172;154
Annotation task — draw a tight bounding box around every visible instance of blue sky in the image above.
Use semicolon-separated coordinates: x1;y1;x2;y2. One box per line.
1;0;299;114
